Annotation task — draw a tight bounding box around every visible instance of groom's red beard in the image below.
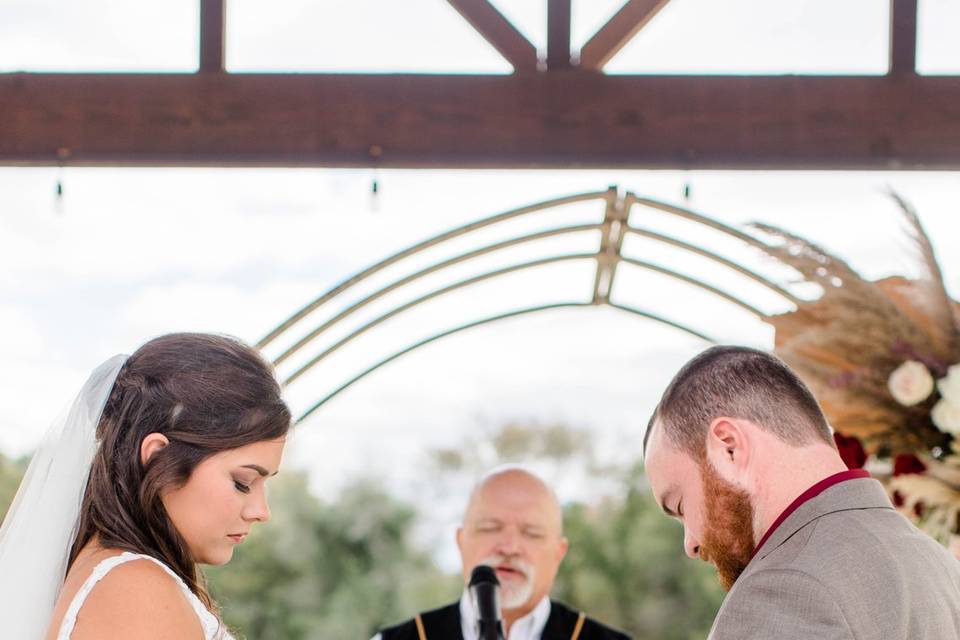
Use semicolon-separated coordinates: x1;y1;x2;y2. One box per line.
698;460;756;592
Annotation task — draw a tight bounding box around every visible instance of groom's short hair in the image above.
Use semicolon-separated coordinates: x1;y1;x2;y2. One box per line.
646;345;833;459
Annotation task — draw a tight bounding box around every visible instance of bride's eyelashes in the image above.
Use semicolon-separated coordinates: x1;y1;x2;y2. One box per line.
233;480;251;494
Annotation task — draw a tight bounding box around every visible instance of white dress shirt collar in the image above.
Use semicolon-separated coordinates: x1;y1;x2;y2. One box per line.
459;590;551;640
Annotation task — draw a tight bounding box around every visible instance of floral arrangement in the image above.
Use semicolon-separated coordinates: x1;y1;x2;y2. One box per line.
750;196;960;552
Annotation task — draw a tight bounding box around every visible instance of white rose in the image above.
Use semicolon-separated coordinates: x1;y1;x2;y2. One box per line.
937;363;960;406
932;398;960;436
887;360;935;406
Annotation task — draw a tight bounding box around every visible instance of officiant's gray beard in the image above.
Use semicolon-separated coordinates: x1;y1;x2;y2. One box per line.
481;555;535;609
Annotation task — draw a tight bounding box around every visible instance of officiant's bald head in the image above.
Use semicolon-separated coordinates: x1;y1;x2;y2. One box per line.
463;466;563;531
456;465;568;622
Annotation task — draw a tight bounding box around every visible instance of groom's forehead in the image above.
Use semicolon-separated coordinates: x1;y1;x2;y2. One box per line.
644;443;673;497
646;432;698;489
643;420;674;470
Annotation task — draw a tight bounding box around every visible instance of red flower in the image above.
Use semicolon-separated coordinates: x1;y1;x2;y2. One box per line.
914;500;926;518
893;453;927;476
892;490;905;507
834;432;867;469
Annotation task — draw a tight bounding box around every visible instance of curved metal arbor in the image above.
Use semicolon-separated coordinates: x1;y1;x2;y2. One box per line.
259;187;799;423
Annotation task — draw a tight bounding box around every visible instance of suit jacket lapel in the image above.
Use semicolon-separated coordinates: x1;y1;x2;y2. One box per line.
754;477;893;562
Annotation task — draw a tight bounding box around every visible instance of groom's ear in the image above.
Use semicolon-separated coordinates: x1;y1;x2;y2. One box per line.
706;417;750;479
140;432;170;466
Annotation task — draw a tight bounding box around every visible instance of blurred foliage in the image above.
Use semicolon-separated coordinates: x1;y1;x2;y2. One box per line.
0;451;29;523
429;420;596;475
0;420;725;640
205;472;459;640
554;463;725;640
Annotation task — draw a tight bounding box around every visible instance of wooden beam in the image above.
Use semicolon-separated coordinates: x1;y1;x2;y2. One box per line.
199;0;226;73
445;0;538;73
2;73;960;169
579;0;672;70
547;0;572;70
889;0;918;75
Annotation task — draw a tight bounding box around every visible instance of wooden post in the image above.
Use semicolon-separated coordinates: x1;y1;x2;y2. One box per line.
547;0;572;70
579;0;672;70
199;0;226;73
889;0;918;75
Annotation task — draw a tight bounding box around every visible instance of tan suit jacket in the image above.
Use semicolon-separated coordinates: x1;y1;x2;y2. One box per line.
709;477;960;639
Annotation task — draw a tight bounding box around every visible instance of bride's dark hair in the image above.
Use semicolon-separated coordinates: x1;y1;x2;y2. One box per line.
68;333;291;610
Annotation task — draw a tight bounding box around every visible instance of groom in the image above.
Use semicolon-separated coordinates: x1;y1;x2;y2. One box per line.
644;345;960;639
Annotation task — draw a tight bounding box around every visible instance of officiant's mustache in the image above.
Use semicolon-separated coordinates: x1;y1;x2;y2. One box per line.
480;555;533;581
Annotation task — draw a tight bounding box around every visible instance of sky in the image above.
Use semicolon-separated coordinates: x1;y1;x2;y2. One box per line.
2;0;960;561
1;0;959;73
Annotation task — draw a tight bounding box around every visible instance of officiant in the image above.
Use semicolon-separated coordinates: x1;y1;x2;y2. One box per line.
372;465;631;640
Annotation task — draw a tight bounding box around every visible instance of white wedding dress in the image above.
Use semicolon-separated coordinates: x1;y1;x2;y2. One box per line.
55;552;234;640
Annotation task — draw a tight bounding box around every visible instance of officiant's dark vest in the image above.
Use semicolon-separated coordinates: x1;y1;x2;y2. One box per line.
378;599;631;640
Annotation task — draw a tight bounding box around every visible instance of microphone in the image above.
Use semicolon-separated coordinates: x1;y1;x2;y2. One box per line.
469;565;504;640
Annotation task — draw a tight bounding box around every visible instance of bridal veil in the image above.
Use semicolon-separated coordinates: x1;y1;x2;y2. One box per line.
0;354;126;638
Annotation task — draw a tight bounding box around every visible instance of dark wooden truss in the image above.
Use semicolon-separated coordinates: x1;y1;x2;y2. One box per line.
2;0;957;169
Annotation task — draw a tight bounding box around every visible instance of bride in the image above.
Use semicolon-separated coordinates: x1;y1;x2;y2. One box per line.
0;333;291;639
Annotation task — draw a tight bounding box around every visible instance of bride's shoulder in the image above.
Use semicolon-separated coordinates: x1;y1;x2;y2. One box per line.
54;552;203;640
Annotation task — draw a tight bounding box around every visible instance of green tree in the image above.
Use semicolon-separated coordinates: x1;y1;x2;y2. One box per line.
206;471;459;640
554;462;724;640
428;419;596;477
0;451;29;523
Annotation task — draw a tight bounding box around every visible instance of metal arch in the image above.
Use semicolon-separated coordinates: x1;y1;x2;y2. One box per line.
606;302;716;343
273;223;603;366
283;253;597;385
261;188;793;356
279;247;771;386
618;257;765;318
592;187;630;304
587;192;799;314
262;186;806;420
294;301;715;424
626;194;772;251
622;227;801;305
282;251;766;386
258;188;615;349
